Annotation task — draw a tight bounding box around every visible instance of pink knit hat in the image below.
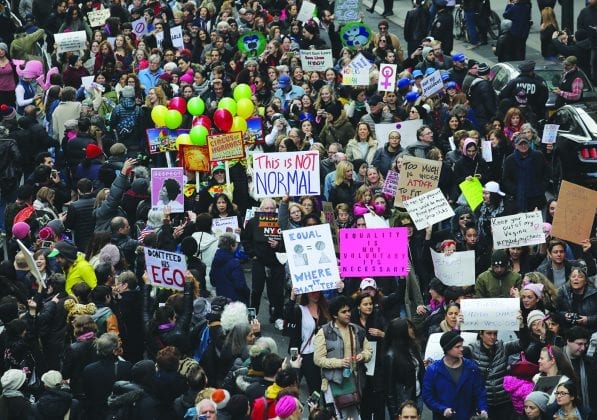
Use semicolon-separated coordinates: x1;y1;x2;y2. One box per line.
22;60;44;79
275;395;298;418
12;222;30;240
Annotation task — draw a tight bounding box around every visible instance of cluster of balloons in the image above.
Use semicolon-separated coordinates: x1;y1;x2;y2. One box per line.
149;84;257;151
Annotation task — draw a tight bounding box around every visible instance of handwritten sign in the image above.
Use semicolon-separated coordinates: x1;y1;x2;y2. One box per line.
150;167;184;213
341;67;370;86
394;156;441;207
378;63;397;92
458;178;484;211
541;124;559;144
335;0;362;22
87;8;110;27
339;228;409;277
460;298;520;331
252;151;320;198
421;70;443;97
132;17;148;36
551;180;597;245
255;212;281;241
300;49;333;72
297;0;316;22
55;31;87;53
375;120;423;148
403;188;454;230
481;140;493;162
425;332;478;361
144;247;187;291
212;216;240;242
17;240;44;288
207;131;245;162
347;53;372;73
179;144;210;173
430;249;476;286
491;211;545;249
283;224;340;294
382;170;399;196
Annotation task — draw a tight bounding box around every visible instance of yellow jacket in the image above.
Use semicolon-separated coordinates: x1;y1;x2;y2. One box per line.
65;253;97;295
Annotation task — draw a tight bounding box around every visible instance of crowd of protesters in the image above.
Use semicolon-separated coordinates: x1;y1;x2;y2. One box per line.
0;0;596;419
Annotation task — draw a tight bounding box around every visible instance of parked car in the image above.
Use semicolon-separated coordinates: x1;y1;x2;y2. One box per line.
491;61;596;110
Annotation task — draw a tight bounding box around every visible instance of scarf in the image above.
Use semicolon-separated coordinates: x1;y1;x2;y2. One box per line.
158;321;175;331
76;331;96;342
1;389;24;398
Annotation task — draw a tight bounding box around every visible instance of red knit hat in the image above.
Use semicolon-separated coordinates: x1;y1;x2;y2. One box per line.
85;144;103;159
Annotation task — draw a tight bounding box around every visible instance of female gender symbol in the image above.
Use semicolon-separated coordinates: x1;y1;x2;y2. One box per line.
381;66;394;89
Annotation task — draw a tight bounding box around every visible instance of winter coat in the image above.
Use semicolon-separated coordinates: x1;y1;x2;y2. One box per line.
475;269;521;298
0;394;31;420
384;342;425;417
61;336;98;398
111;233;138;268
210;248;250;305
64;253;97;295
63;132;95;169
113;289;145;363
502;150;548;211
81;357;133;420
110;97;143;152
64;193;96;252
372;144;403;177
318;111;356;147
345;138;378;164
13;116;58;171
106;381;161;420
92;172;130;232
329;180;359;208
191;231;218;279
468;77;497;130
556;284;597;331
241;217;282;267
422;357;488;420
30;387;78;420
52;101;81;141
503;2;532;38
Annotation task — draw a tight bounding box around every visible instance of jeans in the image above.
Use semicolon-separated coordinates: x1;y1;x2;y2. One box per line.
465;10;479;44
250;258;285;320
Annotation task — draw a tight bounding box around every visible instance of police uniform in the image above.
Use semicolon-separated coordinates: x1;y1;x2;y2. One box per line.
499;61;549;118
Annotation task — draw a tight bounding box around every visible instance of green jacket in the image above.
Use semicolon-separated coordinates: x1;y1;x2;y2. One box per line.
475;269;521;298
10;28;45;61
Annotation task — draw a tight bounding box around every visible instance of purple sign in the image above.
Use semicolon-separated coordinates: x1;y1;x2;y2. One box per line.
150;167;185;213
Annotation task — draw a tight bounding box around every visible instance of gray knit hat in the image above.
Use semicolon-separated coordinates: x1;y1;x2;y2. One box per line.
525;391;549;413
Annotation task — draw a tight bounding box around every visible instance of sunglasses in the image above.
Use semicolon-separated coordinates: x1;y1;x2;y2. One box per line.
459;215;471;220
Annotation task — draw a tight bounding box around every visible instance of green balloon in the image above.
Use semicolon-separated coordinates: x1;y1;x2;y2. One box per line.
233;84;252;101
218;97;237;117
187;97;205;116
164;109;183;130
190;125;209;146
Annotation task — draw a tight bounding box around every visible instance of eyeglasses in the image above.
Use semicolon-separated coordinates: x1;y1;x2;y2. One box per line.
554;392;570;396
410;109;419;113
379;39;386;43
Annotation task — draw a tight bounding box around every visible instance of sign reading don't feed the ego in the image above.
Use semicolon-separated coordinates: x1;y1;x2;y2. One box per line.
144;247;187;291
252;151;320;198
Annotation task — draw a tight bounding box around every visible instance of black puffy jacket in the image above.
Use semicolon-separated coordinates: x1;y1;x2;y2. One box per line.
64;193;96;252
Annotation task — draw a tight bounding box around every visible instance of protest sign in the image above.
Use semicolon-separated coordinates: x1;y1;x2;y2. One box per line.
283;224;340;295
339;228;409;277
341;67;370;86
245;117;265;145
430;249;476;286
347;53;372;73
55;31;86;53
144;247;187;291
150;168;184;213
425;332;478;361
421;70;443;97
375;120;423;148
335;0;361;22
255;212;281;241
297;0;316;22
146;128;189;154
87;8;110;27
179;144;210;173
81;75;94;91
491;211;545;249
132;17;149;36
252;151;320;198
460;298;520;331
364;213;388;228
382;170;399;197
17;240;44;288
394;156;441;207
300;49;333;72
481;140;493;162
403;189;454;230
212;216;240;242
378;64;397;92
541;124;559;144
551;180;597;245
458;177;484;211
156;26;184;49
208;131;245;162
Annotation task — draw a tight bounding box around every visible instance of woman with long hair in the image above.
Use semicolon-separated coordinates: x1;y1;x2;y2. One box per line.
384;318;425;417
540;8;559;60
113;34;133;72
554;381;582;419
59;6;92;40
487;129;513;181
94;40;115;74
364;166;385;195
329;161;357;208
534;346;577;403
503;107;525;140
345;122;378;164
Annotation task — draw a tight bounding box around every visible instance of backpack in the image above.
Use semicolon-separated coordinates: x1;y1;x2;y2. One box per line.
115;106;141;139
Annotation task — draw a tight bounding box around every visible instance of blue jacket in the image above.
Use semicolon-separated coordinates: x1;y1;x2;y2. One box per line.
422;357;488;420
138;67;164;94
210;248;250;305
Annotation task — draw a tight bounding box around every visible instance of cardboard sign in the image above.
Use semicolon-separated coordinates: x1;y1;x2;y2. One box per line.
146;128;190;154
17;239;44;288
421;70;443;97
208;131;245;162
341;67;370;86
150;167;184;213
55;31;87;53
394;156;441;207
541;124;559;144
300;49;333;72
339;228;409;277
430;249;476;286
297;0;316;22
283;224;340;295
245;117;265;145
403;188;454;230
132;17;149;36
335;0;362;22
212;216;240;242
179;144;210;173
425;332;478;362
255;212;281;241
87;8;110;27
144;247;187;291
551;180;597;245
375;120;423;149
252;151;320;198
378;63;397;93
460;298;520;331
382;170;399;197
458;177;484;211
491;211;545;249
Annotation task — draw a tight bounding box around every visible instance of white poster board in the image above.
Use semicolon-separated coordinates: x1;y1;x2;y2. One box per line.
297;0;316;22
375;119;423;148
481;140;493;162
403;188;454;230
87;8;111;27
365;341;377;376
491;211;545;249
460;298;520;331
282;224;340;294
424;332;478;361
341;67;370;86
421;70;443;97
132;17;149;36
54;31;87;53
17;239;44;288
377;64;397;92
156;25;184;49
252;151;320;198
364;212;388;228
300;49;333;72
430;249;476;286
81;75;95;90
542;124;559;144
144;247;187;291
347;53;372;73
212;216;240;242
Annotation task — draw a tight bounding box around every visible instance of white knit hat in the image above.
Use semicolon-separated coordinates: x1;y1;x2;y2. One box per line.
1;369;26;391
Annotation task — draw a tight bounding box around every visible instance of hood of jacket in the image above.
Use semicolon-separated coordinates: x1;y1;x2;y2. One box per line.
17;115;38;129
91;306;112;322
195;231;218;251
212;248;236;267
36;388;73;417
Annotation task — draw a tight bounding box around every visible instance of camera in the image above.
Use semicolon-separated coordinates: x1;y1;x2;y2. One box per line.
248;307;256;322
566;313;580;325
290;347;299;361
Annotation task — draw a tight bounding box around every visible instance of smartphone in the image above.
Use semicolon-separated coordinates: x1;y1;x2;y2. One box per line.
51;169;58;177
248;307;256;322
290;347;299;361
307;390;320;405
41;240;53;248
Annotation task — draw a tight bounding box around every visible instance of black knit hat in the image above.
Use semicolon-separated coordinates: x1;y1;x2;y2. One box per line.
440;331;463;353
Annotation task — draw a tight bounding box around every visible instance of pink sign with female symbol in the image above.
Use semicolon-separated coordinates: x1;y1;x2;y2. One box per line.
378;64;397;92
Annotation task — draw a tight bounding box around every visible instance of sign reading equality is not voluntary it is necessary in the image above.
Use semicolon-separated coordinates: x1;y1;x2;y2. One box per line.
339;228;409;277
252;151;320;198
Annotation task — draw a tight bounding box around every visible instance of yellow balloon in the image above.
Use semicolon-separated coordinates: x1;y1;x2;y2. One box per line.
151;105;168;127
230;116;248;134
236;98;254;119
258;106;265;117
175;133;192;150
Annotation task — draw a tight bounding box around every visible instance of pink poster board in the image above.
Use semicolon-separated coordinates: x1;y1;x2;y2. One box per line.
150;167;185;213
339;228;409;277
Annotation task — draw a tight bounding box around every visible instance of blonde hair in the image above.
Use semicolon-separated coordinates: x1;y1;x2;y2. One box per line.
354;184;372;203
334;161;353;186
145;86;168;107
36;186;55;203
94;188;110;209
541;7;559;31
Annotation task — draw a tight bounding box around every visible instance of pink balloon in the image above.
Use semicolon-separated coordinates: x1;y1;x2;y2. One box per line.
168;97;187;114
192;115;212;130
213;108;233;132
